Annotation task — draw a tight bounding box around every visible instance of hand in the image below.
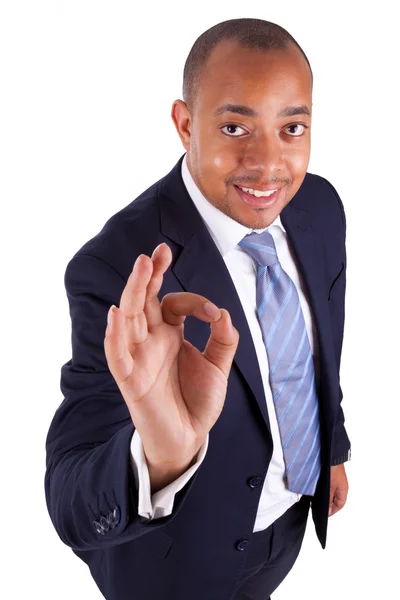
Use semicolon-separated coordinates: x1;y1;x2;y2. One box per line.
329;464;349;516
104;242;239;479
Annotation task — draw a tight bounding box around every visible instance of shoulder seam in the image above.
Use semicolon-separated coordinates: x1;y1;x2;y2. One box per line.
66;253;127;286
312;174;346;229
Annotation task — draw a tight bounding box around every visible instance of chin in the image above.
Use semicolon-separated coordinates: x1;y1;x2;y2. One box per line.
231;203;282;228
245;212;280;229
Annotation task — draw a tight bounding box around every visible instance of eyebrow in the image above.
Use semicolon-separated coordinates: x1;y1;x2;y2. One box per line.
213;103;311;118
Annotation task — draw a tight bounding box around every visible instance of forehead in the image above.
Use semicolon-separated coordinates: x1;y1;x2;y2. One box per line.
196;41;312;111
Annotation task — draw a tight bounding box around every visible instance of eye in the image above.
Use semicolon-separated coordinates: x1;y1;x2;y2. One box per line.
221;124;247;137
285;123;308;136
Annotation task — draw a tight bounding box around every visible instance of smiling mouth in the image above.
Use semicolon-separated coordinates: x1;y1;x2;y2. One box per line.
234;184;282;208
236;185;279;197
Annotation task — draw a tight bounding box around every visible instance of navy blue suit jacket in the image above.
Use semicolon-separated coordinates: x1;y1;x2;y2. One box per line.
45;154;351;600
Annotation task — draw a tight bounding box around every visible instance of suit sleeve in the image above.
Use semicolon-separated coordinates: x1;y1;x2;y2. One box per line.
330;385;351;465
44;254;203;551
319;176;352;465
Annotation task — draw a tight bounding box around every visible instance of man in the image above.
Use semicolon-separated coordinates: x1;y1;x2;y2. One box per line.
45;17;351;600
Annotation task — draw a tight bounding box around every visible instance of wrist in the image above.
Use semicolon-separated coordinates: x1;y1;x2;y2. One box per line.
147;453;198;494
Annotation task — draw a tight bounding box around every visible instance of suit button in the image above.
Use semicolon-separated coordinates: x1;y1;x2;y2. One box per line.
93;520;105;535
108;510;116;528
236;539;249;551
248;476;263;488
100;516;110;532
108;506;121;528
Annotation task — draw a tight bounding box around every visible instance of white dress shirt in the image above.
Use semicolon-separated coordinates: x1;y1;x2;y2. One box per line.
130;154;321;531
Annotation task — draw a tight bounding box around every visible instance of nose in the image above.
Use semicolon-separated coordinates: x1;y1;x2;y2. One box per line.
241;132;285;177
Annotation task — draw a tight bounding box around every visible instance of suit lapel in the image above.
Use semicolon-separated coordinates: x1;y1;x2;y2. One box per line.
171;225;271;429
159;156;337;434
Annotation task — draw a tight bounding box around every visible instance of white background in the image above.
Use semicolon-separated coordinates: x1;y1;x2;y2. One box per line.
1;1;398;598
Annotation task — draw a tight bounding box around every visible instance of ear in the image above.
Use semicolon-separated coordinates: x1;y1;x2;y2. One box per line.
171;99;191;150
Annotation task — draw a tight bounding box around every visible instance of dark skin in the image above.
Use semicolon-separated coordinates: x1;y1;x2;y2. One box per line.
172;40;312;230
105;41;348;511
171;40;348;516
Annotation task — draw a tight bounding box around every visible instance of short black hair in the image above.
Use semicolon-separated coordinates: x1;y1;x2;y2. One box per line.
182;18;313;110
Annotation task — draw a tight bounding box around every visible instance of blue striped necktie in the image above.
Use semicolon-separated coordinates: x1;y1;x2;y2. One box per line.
239;229;321;496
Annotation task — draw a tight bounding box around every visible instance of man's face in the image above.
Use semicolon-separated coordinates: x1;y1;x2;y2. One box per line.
172;41;313;229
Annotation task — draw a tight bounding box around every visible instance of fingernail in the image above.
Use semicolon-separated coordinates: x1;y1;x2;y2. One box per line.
107;305;115;325
151;244;162;258
203;302;221;320
328;507;332;516
220;308;230;323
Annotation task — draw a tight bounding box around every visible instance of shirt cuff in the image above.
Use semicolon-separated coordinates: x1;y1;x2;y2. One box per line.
130;429;209;520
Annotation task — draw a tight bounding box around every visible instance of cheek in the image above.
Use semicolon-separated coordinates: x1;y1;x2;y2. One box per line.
288;146;310;172
196;124;240;176
210;154;236;177
206;152;238;181
213;155;223;168
202;152;235;185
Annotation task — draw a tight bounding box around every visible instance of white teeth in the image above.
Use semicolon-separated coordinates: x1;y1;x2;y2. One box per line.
239;186;277;198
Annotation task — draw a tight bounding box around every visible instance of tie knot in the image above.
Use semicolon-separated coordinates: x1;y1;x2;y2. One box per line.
239;229;278;267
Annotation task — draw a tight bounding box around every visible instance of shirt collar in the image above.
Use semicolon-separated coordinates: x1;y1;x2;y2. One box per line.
181;154;286;257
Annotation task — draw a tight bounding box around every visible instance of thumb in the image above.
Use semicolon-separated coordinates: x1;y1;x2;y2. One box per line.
203;309;239;379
